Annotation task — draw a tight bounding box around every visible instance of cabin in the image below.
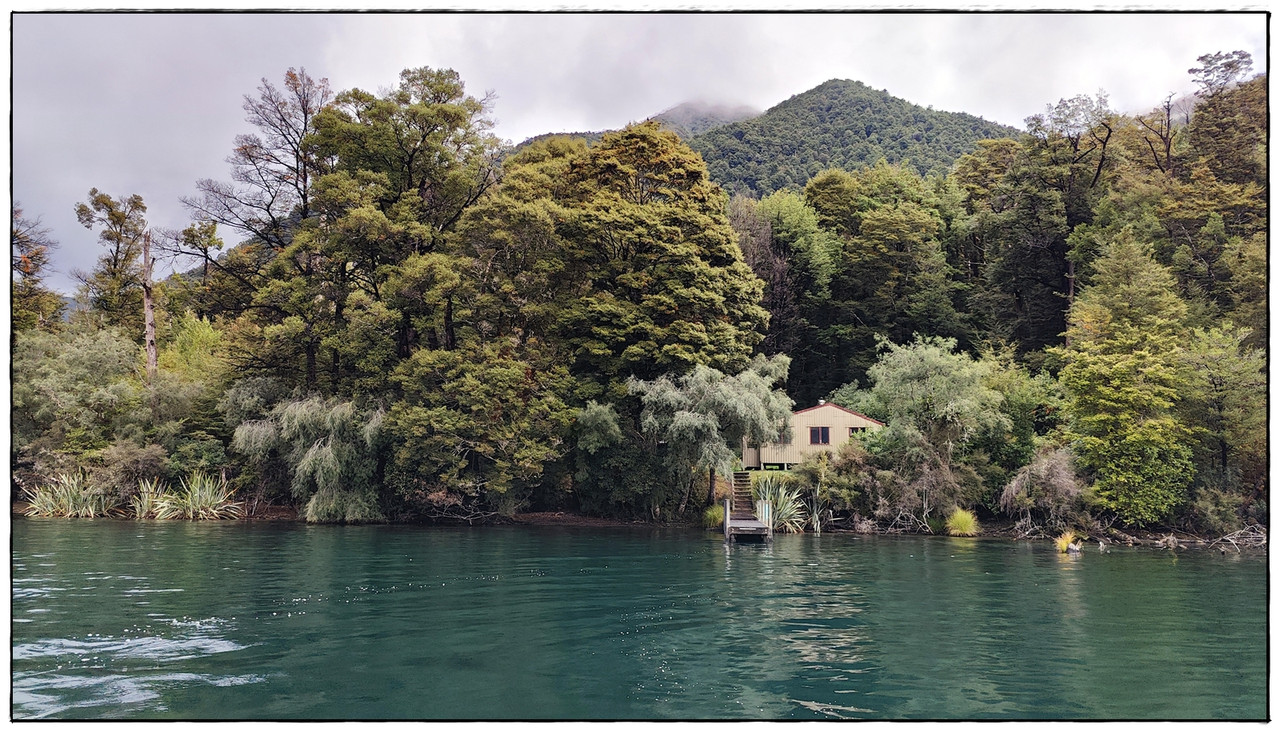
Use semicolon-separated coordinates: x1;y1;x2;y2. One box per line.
741;401;884;471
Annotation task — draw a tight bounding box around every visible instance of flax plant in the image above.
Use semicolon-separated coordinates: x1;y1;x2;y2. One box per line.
752;472;806;533
24;472;124;518
154;472;244;520
131;477;166;519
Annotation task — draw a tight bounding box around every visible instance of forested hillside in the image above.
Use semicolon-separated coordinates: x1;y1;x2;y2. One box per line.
12;53;1267;538
688;79;1019;195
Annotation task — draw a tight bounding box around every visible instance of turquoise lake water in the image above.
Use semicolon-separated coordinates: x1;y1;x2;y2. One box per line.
10;519;1267;719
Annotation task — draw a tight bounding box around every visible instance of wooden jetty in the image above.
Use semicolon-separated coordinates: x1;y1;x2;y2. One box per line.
724;471;772;543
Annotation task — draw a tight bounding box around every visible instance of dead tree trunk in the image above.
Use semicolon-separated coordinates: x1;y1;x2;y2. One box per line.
142;232;158;394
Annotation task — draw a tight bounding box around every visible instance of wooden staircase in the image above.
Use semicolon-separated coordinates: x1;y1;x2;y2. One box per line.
730;472;755;521
725;471;772;543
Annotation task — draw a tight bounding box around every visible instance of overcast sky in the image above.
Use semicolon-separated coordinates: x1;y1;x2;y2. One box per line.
10;10;1268;294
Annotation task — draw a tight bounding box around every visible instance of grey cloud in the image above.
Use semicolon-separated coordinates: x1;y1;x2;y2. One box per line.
11;12;1267;295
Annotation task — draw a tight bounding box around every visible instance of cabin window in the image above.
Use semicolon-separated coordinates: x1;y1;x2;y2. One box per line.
850;426;867;436
809;426;830;445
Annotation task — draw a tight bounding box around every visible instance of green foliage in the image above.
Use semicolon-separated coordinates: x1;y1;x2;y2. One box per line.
791;445;865;521
945;507;980;537
132;477;165;519
844;335;1008;450
12;63;1267;531
703;503;725;529
552;122;769;395
751;472;806;533
792;163;972;403
74;189;149;335
1187;486;1245;536
1057;234;1195;526
23;472;124;518
631;355;794;476
688;79;1017;195
1180;326;1267;495
825;337;1008;530
153;472;244;520
388;341;574;520
11;204;66;333
623;355;792;518
12;324;142;455
232;396;387;523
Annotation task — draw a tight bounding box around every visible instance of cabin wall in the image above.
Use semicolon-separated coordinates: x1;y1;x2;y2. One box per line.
743;404;883;469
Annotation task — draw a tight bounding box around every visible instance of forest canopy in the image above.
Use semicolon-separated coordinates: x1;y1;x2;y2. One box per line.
12;54;1267;536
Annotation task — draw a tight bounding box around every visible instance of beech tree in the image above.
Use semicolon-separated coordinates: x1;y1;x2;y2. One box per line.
552;122;769;396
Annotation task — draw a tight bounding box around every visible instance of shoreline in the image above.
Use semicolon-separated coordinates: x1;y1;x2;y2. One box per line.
11;500;1262;551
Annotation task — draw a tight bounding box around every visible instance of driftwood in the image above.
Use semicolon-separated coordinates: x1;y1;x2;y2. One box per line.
1208;524;1268;553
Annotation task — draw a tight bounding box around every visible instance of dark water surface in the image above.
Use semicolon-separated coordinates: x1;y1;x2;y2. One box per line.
11;519;1267;719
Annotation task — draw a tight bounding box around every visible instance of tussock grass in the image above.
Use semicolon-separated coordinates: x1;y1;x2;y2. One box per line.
1055;530;1078;553
703;503;725;529
945;508;981;537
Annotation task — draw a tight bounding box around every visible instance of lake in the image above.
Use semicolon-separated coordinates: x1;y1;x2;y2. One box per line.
10;518;1267;720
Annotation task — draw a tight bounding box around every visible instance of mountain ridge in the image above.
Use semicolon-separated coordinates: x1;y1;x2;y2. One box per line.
686;78;1021;195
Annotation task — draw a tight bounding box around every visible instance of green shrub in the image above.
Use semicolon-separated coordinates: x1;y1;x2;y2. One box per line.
92;440;169;500
945;507;980;536
703;503;725;529
1189;486;1245;536
154;472;243;520
925;515;946;535
752;472;806;533
23;472;124;518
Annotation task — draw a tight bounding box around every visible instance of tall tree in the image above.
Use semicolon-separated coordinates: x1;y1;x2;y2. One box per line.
183;67;332;252
552;122;769;398
74;189;148;335
1056;232;1194;526
1188;50;1254;98
11;204;65;332
799;162;969;400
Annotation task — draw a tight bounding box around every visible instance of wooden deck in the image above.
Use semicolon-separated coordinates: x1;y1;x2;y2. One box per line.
724;472;772;543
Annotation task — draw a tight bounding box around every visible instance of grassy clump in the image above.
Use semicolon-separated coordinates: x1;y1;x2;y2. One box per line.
24;472;124;518
154;472;244;520
703;503;725;529
945;507;981;537
1055;530;1077;553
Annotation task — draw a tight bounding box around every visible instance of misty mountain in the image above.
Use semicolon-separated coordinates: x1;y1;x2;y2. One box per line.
647;100;760;140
